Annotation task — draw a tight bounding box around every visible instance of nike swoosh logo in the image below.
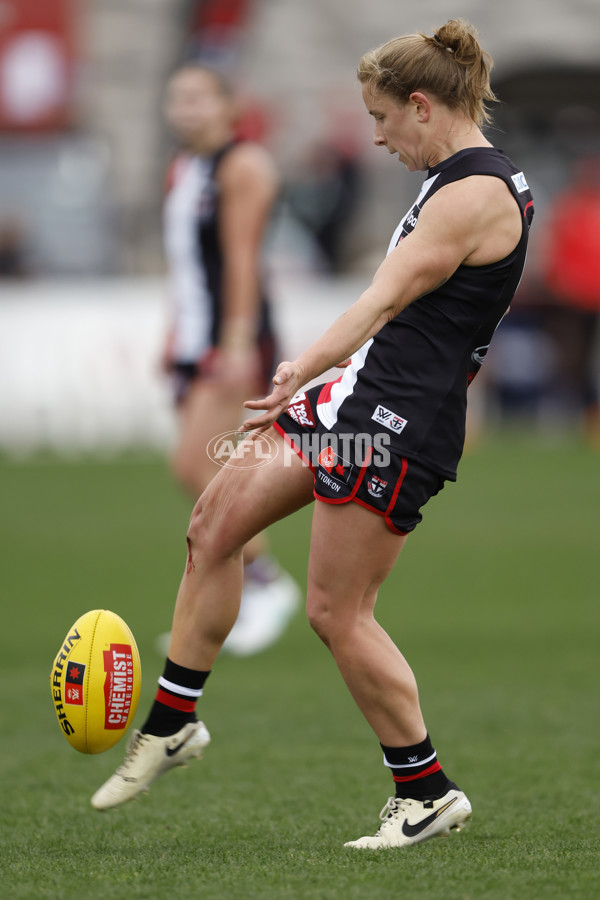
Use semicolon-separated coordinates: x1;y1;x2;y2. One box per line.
401;797;458;838
166;737;190;757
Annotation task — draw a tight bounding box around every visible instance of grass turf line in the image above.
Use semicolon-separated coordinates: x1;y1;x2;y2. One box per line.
1;433;599;899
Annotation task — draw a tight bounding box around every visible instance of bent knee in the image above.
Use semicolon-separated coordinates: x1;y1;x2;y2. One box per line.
186;492;241;563
306;584;376;649
306;591;347;647
306;603;328;643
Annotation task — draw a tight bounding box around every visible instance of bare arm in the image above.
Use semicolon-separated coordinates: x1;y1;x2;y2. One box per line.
218;143;279;352
243;175;522;430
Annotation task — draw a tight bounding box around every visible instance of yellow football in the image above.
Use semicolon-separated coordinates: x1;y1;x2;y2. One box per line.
50;609;141;754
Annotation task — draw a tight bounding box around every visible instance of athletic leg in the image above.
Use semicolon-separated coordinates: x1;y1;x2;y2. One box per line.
306;499;423;746
305;499;471;848
91;430;314;810
163;380;301;657
168;431;313;669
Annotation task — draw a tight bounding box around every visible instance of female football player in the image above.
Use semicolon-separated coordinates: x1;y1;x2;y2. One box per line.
93;19;533;850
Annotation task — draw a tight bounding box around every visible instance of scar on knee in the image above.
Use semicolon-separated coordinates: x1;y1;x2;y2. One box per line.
186;536;196;575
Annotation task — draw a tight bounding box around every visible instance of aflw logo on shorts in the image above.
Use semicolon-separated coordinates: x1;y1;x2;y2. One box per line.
372;404;407;435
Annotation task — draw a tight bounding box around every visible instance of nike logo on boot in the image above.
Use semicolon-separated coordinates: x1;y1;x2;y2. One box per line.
401;797;458;838
166;735;192;757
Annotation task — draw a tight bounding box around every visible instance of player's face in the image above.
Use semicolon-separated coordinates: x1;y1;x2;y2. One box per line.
165;69;234;149
362;85;425;172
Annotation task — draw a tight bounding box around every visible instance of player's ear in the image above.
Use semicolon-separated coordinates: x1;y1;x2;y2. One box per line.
409;92;431;123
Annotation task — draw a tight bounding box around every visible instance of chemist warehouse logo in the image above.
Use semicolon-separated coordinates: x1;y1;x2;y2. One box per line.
103;644;135;730
207;430;279;469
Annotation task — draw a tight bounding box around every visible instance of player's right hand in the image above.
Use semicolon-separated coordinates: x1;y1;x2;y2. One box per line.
240;360;305;433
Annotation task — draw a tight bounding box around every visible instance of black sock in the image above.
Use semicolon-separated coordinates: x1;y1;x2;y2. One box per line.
381;734;456;800
141;659;210;737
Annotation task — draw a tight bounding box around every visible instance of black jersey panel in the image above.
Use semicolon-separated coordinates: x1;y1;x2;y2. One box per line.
331;147;534;479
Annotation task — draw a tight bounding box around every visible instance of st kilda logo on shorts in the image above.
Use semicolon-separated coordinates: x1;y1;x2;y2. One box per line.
367;475;388;498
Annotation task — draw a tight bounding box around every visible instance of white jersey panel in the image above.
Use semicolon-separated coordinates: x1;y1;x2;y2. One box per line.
163;156;213;362
317;339;374;429
386;173;440;254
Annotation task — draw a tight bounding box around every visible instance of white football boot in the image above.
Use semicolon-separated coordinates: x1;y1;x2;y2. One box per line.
91;720;210;810
344;788;472;849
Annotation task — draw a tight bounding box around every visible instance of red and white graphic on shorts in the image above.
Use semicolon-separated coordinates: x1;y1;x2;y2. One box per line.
286;392;316;428
318;447;353;483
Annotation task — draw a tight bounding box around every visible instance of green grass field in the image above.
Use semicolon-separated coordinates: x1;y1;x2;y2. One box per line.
1;432;599;899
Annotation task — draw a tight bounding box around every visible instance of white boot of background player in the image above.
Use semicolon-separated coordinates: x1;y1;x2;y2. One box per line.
155;556;301;658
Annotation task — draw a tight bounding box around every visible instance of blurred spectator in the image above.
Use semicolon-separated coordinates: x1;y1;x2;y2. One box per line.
483;295;556;426
285;139;363;273
539;155;600;444
0;213;28;277
185;0;251;69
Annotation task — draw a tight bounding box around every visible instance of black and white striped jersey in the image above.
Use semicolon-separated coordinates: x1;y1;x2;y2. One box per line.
163;142;274;366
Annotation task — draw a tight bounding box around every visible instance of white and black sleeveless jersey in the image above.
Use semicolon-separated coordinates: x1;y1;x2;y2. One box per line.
317;147;534;479
163;142;274;366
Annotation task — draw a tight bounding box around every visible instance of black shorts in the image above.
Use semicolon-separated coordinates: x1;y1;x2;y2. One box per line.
274;384;446;535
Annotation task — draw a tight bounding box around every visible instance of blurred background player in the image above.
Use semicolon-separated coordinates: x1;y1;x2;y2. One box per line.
538;155;600;446
158;62;299;656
